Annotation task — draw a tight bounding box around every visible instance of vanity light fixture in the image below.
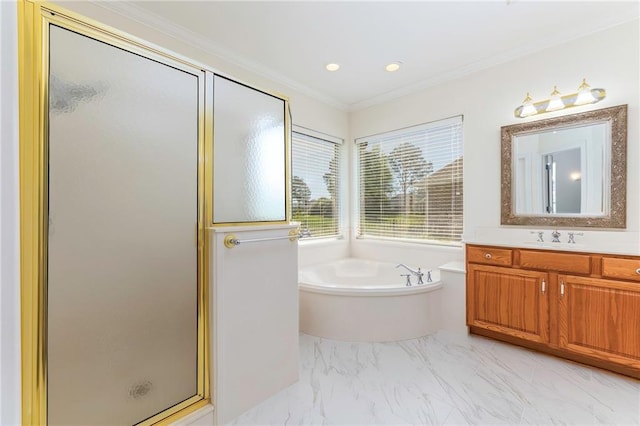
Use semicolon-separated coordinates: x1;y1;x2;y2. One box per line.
325;63;340;71
514;78;606;118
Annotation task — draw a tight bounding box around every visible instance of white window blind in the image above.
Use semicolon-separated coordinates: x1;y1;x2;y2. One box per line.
292;131;342;238
356;116;463;242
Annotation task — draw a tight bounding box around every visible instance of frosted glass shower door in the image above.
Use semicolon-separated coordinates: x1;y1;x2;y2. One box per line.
47;25;201;425
212;75;287;223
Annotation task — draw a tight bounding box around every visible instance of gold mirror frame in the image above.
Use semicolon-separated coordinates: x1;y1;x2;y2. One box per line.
501;104;627;228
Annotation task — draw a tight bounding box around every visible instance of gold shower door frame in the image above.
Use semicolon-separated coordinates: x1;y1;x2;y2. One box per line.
18;1;211;424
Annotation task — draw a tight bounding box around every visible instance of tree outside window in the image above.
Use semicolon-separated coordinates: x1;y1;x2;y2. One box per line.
357;117;463;242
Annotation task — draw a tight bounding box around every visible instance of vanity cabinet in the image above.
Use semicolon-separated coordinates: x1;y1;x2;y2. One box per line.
558;274;640;370
466;244;640;378
467;264;549;343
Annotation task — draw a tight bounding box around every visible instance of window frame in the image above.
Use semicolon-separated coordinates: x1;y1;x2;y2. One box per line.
354;115;463;246
291;125;344;240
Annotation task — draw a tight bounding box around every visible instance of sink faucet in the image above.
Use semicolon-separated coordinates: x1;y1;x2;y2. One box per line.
567;232;584;244
529;230;545;243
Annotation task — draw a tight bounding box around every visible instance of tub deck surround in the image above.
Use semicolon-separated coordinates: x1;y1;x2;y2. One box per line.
299;258;443;342
210;224;300;424
438;261;468;334
350;238;464;272
300;258;441;295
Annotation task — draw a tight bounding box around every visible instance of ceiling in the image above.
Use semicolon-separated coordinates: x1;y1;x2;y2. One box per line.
95;1;639;111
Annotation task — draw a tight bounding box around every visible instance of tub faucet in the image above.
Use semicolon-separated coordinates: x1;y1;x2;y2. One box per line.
396;264;426;285
299;228;312;238
415;268;433;284
396;263;417;274
401;274;412;286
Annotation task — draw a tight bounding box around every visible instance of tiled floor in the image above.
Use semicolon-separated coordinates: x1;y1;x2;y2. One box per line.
230;331;640;425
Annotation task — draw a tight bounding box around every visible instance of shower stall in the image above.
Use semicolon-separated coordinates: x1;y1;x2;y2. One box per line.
19;3;209;424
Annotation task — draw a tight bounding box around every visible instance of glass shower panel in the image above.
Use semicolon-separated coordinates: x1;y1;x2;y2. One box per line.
47;25;199;425
212;75;286;223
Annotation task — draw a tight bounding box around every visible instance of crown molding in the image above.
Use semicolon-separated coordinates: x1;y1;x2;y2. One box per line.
348;15;640;112
88;0;348;111
88;2;637;113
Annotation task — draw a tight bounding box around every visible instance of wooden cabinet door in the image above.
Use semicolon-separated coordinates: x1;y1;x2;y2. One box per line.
467;264;549;343
558;275;640;369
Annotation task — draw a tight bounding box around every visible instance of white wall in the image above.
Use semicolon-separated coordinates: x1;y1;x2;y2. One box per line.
351;19;640;253
0;1;21;424
210;225;299;425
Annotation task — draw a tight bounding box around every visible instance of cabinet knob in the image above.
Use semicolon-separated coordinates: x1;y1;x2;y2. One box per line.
636;268;640;275
485;253;492;259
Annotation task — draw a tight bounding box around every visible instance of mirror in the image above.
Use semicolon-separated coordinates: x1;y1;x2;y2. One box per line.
501;105;627;228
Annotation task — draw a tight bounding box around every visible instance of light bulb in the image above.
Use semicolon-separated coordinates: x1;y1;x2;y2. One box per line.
520;92;537;117
385;62;401;72
325;63;340;72
574;78;595;105
545;86;565;112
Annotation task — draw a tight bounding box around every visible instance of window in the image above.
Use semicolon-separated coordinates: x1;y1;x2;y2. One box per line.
356;116;463;243
291;129;342;238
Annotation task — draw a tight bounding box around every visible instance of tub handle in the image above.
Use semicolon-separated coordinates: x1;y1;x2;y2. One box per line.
401;274;412;286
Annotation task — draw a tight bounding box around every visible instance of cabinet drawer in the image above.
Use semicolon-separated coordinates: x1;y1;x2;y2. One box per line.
520;250;591;274
467;246;512;266
602;257;640;282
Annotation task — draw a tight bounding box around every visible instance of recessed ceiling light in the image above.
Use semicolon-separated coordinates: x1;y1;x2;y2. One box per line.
325;63;340;71
385;62;402;72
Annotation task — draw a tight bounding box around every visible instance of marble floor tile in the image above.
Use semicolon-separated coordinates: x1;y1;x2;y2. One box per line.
588;368;640;425
229;331;640;426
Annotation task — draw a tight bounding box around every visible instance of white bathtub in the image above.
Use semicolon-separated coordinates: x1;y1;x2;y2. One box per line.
299;258;443;342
